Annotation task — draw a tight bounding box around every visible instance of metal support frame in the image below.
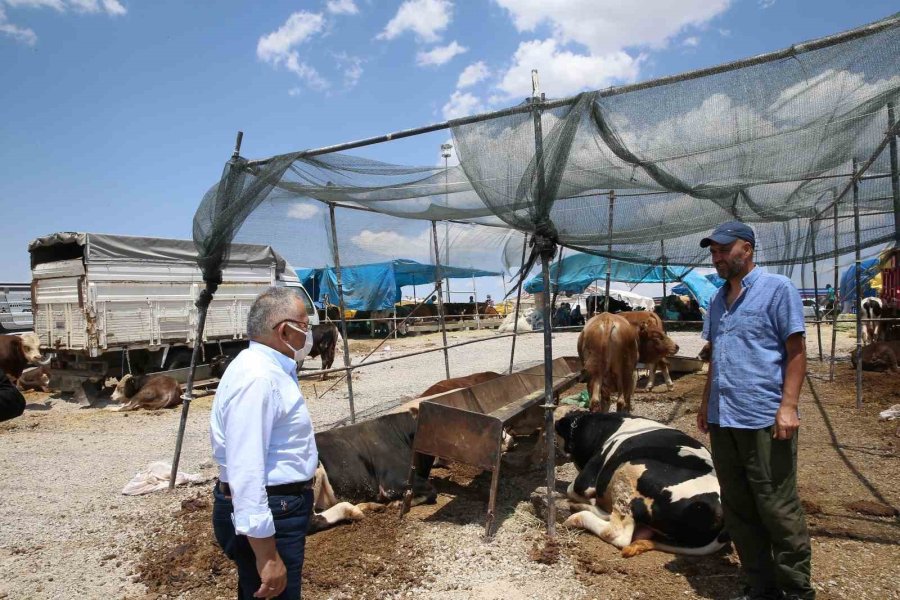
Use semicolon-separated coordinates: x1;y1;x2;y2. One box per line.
509;234;529;374
660;239;667;320
829;198;840;382
852;159;863;410
328;203;357;423
431;220;452;380
604;190;615;313
530;72;557;540
809;221;824;361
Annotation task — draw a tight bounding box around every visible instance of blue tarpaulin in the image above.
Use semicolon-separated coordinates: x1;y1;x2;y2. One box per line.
296;259;500;311
840;258;880;306
524;253;691;294
672;273;725;309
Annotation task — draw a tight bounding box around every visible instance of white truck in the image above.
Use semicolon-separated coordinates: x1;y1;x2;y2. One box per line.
29;232;317;394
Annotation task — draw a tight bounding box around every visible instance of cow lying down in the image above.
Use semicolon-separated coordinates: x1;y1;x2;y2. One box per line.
850;340;900;372
556;411;728;557
111;374;183;411
309;411;436;534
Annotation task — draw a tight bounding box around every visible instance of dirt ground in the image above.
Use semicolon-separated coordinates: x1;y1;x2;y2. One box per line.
129;359;900;600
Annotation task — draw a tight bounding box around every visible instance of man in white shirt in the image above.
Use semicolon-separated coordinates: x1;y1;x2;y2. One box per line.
211;287;318;599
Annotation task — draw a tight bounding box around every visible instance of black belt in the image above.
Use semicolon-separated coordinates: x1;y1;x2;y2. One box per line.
219;480;313;497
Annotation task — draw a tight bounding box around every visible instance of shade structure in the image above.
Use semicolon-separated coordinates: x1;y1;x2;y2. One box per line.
523;251;691;294
297;259;500;311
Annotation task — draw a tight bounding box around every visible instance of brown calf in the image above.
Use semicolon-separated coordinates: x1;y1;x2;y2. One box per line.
619;312;680;391
850;340;900;372
111;374;183;411
0;333;46;379
15;365;51;392
577;313;639;413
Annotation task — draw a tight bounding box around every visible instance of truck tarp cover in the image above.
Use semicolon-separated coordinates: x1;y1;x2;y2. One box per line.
28;232;285;272
296;259;500;311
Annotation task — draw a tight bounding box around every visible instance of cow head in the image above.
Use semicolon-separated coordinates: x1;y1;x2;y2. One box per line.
19;333;49;366
555;411;627;469
111;374;139;402
698;342;711;362
644;329;679;357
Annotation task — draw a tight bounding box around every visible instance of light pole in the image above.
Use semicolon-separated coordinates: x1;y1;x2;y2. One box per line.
441;142;453;303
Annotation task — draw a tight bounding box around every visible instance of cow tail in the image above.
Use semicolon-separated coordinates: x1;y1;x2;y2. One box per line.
638;535;729;557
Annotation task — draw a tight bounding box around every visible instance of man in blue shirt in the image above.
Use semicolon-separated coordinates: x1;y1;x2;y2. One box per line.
698;221;814;600
211;287;318;599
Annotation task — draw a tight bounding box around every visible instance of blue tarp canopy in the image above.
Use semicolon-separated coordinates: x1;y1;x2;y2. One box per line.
296;259;500;311
524;252;690;293
672;273;725;309
840;258;880;305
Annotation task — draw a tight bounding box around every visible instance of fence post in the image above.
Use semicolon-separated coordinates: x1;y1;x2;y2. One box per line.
888;102;900;244
328;203;357;423
829;194;840;383
604;190;615;312
660;239;667;324
810;220;824;361
430;220;451;380
852;159;863;410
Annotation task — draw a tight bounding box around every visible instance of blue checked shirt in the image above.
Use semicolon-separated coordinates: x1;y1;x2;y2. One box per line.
702;267;806;429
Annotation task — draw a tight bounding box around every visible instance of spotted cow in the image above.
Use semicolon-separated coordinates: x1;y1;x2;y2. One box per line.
556;411;728;557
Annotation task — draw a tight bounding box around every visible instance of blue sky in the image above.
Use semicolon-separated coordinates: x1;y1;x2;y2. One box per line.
1;0;897;300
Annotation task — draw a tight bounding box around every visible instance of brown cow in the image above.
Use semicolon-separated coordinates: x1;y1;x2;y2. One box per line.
111;374;183;411
619;312;680;392
577;313;639;413
698;342;712;362
0;333;47;379
850;340;900;372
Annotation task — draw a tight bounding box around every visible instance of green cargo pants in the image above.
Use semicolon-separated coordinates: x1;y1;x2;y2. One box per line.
709;425;815;600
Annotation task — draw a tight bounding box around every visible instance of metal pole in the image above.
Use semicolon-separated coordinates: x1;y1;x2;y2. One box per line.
539;249;557;539
660;239;667;323
170;130;242;489
509;234;529;374
604;190;615;312
328;203;357;423
888;103;900;244
852;159;863;410
431;221;451;379
471;274;480;329
810;221;824;361
829;196;840;382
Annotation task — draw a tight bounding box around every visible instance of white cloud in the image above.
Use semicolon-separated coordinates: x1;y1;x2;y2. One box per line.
377;0;453;43
288;87;302;96
286;202;322;219
257;12;330;91
457;61;490;88
682;36;699;47
768;69;900;123
334;52;364;88
6;0;126;14
352;229;432;260
493;0;729;56
0;6;37;45
758;0;776;8
416;40;467;67
326;0;358;15
495;38;641;99
442;90;484;119
1;0;124;45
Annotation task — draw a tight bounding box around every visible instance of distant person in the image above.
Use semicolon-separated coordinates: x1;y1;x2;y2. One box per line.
485;294;494;308
426;295;436;304
0;370;26;422
468;295;474;303
570;304;584;327
698;221;814;600
211;287;318;599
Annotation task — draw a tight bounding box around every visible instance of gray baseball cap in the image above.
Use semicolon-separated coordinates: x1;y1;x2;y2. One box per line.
700;221;756;248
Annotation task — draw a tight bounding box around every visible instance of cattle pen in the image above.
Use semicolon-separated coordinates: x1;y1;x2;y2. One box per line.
170;12;900;550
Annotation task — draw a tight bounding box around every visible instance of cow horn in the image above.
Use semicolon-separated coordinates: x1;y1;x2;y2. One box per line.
37;355;52;365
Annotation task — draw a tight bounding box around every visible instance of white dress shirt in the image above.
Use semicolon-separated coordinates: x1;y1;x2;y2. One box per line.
210;341;318;538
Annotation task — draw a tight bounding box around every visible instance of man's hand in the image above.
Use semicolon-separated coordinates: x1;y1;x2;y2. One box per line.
248;536;286;599
773;404;800;440
697;402;709;434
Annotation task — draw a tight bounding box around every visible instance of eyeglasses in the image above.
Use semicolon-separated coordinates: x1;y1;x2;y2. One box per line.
273;319;310;333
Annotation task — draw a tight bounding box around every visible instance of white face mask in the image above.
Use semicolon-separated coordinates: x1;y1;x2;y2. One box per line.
284;322;314;363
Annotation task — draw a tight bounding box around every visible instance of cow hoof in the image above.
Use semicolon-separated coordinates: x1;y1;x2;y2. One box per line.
666;385;674;392
622;540;654;558
348;506;365;520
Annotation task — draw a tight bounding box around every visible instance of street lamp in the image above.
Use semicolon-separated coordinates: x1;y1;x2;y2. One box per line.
441;143;453;302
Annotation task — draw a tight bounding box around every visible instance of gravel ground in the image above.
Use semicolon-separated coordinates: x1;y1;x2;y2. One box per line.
0;324;864;599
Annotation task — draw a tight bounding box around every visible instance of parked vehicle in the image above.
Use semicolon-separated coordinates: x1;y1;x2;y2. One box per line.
802;298;820;319
0;283;33;333
29;232;317;393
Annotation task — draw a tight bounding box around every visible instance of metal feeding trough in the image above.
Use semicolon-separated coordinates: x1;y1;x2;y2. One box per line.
400;356;583;537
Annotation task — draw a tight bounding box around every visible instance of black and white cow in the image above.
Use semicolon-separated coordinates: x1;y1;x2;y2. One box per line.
555;411;728;557
861;297;883;345
309;411;436;534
